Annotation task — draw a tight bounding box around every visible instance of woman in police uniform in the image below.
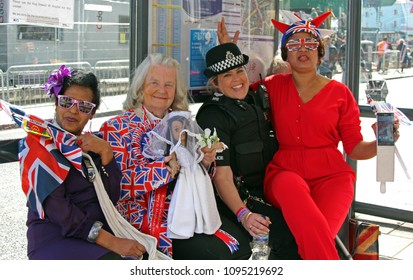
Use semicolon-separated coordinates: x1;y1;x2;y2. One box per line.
196;43;299;259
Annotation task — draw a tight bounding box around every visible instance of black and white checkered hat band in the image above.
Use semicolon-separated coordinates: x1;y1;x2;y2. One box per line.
208;54;245;73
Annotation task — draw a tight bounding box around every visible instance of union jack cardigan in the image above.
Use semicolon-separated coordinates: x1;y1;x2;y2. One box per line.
100;107;174;257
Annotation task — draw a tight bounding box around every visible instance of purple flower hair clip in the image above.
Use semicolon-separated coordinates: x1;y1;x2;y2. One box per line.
40;65;72;97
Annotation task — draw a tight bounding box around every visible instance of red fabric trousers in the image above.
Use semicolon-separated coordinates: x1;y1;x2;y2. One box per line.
264;170;354;260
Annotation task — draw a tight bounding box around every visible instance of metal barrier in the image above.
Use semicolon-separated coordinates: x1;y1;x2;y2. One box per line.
94;60;129;97
2;60;130;106
372;50;401;73
5;62;92;106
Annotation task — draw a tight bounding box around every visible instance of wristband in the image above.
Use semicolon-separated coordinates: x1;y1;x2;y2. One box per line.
87;221;103;243
236;206;250;223
236;206;247;219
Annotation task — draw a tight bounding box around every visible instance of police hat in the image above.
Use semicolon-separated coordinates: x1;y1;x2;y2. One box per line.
203;43;249;79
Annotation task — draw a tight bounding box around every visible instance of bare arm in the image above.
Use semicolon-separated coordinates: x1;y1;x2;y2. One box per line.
217;17;240;44
348;140;377;160
213;166;244;213
348;121;400;160
213;166;270;237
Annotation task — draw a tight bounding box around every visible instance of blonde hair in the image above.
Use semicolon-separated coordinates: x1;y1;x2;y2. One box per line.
123;53;189;111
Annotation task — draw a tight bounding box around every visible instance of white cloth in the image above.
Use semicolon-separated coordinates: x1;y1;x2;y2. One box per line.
167;145;221;239
142;111;222;239
83;153;171;260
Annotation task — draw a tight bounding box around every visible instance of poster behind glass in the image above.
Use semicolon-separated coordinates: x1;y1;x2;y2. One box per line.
148;0;276;101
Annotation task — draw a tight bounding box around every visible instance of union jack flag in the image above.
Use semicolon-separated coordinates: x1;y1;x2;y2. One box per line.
285;20;320;41
19;134;71;219
214;229;240;254
1;99;83;219
158;224;173;256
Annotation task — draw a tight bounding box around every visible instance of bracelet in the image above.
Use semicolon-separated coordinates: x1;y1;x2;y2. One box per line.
244;211;253;223
87;221;103;243
236;205;246;216
236;206;250;223
236;206;247;220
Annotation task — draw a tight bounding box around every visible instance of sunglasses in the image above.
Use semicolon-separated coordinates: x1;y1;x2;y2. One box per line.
285;38;320;52
57;95;96;114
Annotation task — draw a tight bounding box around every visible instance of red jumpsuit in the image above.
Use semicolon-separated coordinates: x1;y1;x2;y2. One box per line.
255;74;363;259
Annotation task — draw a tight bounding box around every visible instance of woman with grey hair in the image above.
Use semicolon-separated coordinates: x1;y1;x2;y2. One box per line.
122;53;189;112
100;53;251;259
267;56;291;76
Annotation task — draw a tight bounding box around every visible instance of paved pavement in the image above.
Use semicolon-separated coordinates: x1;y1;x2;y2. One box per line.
0;70;412;260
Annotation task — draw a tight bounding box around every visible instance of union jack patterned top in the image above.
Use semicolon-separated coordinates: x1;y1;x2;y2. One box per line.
99;107;175;257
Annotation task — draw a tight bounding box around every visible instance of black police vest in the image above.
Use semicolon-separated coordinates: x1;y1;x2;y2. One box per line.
197;90;278;193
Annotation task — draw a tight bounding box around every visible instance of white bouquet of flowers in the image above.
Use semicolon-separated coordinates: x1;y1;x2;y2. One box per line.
196;128;228;153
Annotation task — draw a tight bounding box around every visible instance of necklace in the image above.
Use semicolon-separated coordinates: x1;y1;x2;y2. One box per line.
295;75;320;97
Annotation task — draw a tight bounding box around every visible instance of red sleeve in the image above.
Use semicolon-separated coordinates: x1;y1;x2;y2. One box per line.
337;86;364;155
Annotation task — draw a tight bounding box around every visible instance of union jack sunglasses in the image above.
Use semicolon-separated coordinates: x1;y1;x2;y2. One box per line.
57;95;96;114
285;38;320;52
